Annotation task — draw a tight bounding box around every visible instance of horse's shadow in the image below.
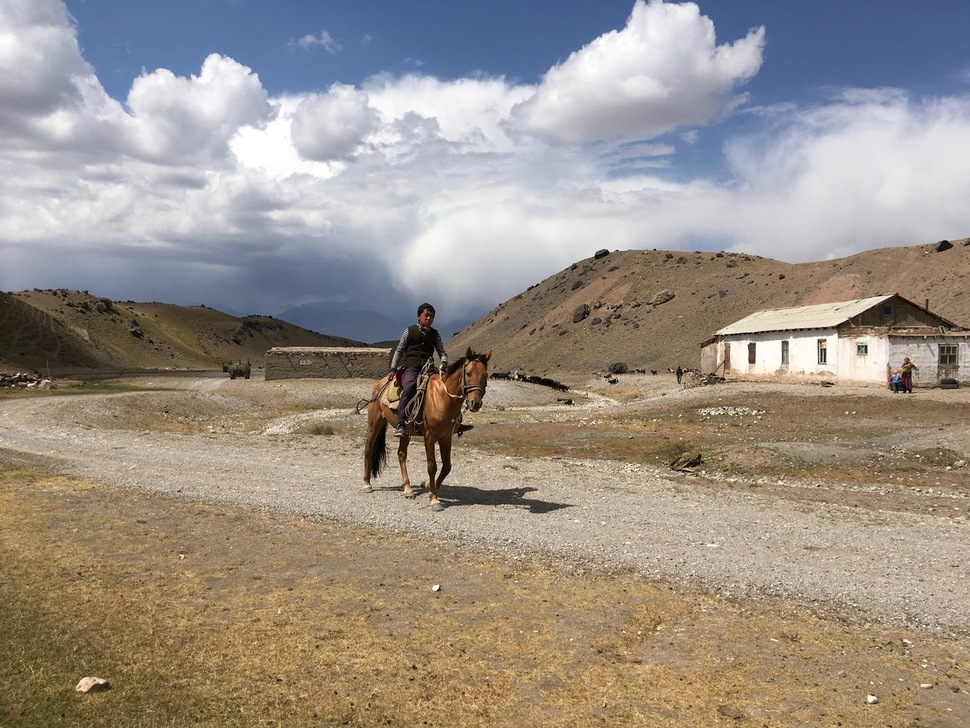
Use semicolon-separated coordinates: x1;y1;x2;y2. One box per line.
426;482;572;514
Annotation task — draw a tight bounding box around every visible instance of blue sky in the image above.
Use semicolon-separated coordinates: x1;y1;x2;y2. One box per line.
3;1;970;339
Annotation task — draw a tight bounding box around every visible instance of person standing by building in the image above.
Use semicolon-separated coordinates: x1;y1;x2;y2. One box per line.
389;303;448;436
901;357;918;393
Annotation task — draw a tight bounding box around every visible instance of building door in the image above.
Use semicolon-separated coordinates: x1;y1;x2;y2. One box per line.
723;343;731;374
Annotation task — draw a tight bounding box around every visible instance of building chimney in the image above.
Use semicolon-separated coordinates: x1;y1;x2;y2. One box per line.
925;298;929;311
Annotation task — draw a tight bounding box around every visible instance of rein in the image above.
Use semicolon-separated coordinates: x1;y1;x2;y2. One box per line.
354;374;394;414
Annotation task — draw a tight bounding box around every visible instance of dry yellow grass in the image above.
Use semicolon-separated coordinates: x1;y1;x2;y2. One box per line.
2;463;968;727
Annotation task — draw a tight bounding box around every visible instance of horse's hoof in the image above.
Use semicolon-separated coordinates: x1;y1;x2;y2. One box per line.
404;490;416;500
361;485;373;493
430;501;444;512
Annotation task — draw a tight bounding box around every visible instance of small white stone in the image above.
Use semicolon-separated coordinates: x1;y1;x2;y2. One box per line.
865;694;879;704
75;677;110;693
431;584;441;592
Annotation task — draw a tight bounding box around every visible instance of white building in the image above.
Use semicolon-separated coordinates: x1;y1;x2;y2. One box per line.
701;294;968;387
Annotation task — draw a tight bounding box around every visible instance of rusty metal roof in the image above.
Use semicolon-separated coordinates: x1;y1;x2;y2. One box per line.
715;295;895;336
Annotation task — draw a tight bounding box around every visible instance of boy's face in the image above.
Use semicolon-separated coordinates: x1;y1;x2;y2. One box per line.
418;309;435;327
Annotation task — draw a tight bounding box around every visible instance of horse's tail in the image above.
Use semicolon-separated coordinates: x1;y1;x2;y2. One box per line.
368;415;388;480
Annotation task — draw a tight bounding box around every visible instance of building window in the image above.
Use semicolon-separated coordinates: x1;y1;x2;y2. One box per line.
857;343;868;356
882;304;893;316
939;344;958;367
747;342;756;364
781;340;789;365
299;358;312;367
817;339;827;365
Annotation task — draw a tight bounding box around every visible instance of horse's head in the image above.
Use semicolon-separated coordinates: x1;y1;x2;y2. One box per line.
460;347;491;412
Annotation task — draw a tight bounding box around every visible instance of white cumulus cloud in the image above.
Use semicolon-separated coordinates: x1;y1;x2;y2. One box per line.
125;53;273;164
3;0;970;333
511;0;764;144
291;84;380;161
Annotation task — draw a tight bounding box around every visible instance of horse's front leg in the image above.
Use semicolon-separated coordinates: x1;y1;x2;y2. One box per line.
436;436;453;492
424;436;443;512
397;436;416;499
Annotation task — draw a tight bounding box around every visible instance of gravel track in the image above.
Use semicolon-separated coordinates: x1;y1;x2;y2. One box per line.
2;377;968;636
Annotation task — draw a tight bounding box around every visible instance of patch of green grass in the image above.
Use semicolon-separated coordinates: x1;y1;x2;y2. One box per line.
653;439;695;463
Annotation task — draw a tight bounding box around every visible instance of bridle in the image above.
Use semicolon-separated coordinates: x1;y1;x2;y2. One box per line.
441;358;487;404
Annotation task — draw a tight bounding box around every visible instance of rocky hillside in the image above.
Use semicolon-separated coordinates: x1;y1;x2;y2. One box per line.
449;238;970;377
1;289;365;375
4;237;969;377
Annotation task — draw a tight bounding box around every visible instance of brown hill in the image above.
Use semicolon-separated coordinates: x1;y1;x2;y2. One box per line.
5;238;969;377
448;238;970;377
1;289;364;375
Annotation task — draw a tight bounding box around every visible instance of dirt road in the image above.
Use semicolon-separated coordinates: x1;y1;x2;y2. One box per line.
2;376;967;634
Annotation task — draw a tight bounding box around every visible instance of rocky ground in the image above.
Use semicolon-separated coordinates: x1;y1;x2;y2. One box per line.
2;372;969;725
2;373;968;629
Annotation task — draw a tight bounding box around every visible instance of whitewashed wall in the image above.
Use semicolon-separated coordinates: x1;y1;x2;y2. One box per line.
713;331;970;386
888;337;970;384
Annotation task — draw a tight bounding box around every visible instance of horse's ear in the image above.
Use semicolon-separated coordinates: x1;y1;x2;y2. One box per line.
465;346;474;360
485;350;491;363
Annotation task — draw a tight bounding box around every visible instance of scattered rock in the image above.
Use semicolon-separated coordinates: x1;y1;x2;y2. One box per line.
697;406;764;418
573;304;590;323
0;372;54;389
75;676;111;693
649;289;675;306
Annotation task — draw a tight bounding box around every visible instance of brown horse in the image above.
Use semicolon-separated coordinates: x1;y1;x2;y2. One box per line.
363;348;491;511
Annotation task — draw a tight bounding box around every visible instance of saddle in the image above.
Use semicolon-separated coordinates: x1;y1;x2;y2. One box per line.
381;380;403;409
380;365;432;415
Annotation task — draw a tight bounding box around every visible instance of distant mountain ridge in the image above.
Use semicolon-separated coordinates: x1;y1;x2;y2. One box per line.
275;302;402;344
4;237;969;376
275;301;476;345
0;289;368;375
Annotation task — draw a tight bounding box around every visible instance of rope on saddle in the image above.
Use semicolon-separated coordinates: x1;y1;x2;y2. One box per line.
402;359;436;425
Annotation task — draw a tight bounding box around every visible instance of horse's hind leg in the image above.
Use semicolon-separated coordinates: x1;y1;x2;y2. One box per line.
363;427;374;492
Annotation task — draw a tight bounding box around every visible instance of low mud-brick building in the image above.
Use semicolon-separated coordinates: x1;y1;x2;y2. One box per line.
264;347;391;380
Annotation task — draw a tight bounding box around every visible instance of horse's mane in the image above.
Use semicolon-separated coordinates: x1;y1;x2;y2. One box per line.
444;350;488;376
